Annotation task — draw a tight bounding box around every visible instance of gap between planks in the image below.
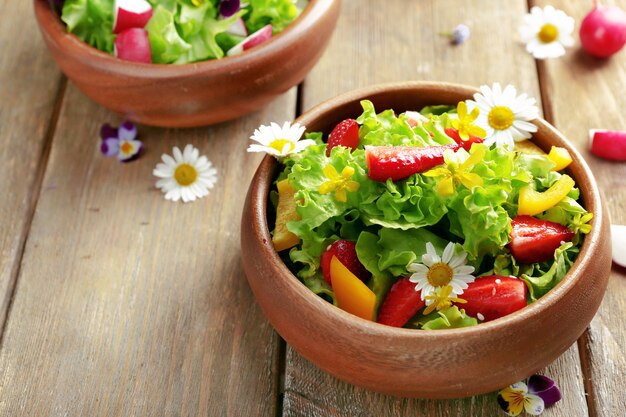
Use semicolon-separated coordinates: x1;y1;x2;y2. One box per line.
0;77;68;348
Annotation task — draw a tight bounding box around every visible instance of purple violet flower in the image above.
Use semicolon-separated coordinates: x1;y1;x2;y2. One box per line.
220;0;241;17
497;374;562;416
99;121;143;163
451;24;470;45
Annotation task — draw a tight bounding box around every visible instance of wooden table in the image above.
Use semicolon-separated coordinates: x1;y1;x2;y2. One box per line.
1;1;624;415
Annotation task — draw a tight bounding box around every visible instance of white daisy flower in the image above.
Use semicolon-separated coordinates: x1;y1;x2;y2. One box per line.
519;5;575;59
247;122;315;158
408;242;476;304
153;145;218;203
467;83;540;150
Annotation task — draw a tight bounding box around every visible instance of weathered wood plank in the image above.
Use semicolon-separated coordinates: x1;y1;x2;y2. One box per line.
533;1;626;416
284;0;589;415
0;0;63;331
0;79;295;415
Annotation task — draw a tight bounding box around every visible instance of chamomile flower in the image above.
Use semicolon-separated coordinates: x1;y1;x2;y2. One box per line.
408;242;476;303
519;6;575;59
153;145;217;203
467;83;539;150
247;122;315;158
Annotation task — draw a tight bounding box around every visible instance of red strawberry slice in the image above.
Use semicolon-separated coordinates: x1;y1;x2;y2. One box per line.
377;277;425;327
444;127;483;145
326;119;360;156
509;215;575;264
365;138;480;182
459;275;527;322
321;240;370;284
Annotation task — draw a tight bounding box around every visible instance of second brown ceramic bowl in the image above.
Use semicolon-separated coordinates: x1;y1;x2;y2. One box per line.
241;82;612;398
34;0;340;127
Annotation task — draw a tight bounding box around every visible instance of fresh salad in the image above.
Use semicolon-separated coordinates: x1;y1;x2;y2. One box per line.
54;0;305;64
264;90;593;330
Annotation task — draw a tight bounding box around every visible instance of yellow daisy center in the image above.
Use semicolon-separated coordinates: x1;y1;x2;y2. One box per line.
269;139;295;154
538;23;559;44
488;106;515;130
174;163;198;186
427;262;454;287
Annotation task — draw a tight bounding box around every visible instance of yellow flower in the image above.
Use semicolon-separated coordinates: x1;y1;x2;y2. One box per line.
499;381;545;416
422;285;467;315
318;164;360;203
451;101;487;140
571;212;593;235
423;146;485;196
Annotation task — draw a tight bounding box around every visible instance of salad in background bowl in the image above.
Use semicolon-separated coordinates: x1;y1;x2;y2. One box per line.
240;82;612;398
34;0;339;127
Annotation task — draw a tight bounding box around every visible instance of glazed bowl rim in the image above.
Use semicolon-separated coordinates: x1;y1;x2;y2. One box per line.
249;80;605;341
34;0;330;78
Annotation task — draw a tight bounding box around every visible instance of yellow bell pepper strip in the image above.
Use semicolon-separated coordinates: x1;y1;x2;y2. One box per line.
272;179;301;252
514;140;546;155
548;146;573;171
518;174;576;216
330;256;376;321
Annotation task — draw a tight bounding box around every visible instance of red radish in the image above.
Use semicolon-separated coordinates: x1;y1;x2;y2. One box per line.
114;28;152;63
227;24;273;56
226;17;248;37
580;1;626;58
377;277;425;328
326;119;360;156
113;0;153;34
589;129;626;161
460;275;527;322
320;240;370;284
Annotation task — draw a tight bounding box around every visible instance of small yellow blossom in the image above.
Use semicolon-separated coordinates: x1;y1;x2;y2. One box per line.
451;101;487;140
571;212;593;235
423;285;467;315
423;146;485;196
318;164;360;203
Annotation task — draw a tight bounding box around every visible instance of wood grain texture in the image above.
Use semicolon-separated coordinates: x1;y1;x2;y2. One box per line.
0;82;296;415
283;0;590;415
0;0;63;331
533;1;626;416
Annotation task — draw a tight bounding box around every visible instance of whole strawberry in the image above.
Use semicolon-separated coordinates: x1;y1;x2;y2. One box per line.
320;240;370;284
326;119;360;156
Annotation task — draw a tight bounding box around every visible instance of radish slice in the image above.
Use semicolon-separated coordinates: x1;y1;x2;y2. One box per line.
220;0;241;18
611;225;626;268
113;0;153;34
226;17;248;37
114;28;152;63
589;129;626;161
227;24;273;56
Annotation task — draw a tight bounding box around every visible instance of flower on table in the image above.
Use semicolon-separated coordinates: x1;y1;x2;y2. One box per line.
467;83;539;150
440;24;471;45
318;164;360;203
100;121;143;162
519;6;575;59
423;146;485;196
408;242;475;303
422;285;467;315
247;122;315;159
153;144;217;203
498;375;562;416
451;101;486;141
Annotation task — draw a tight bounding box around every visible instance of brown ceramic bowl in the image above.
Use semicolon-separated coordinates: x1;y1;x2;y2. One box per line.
33;0;340;127
240;82;612;398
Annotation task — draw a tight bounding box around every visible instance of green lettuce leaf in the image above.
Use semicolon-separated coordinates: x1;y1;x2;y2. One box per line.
407;306;478;330
520;241;579;301
145;6;192;64
245;0;300;33
61;0;115;53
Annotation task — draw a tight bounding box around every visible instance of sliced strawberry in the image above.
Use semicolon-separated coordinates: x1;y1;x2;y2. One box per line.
326;119;360;156
321;240;370;285
509;215;574;264
460;275;527;322
377;277;425;327
444;127;484;145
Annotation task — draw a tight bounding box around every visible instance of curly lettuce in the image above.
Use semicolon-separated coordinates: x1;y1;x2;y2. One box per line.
61;0;115;53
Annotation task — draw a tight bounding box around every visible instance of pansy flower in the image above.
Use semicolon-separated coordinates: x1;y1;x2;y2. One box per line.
498;375;562;416
408;242;476;303
247;122;315;159
100;121;143;162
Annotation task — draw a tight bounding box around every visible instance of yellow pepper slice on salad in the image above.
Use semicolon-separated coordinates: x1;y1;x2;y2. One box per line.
548;146;573;171
330;256;376;321
518;174;575;216
272;179;301;252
